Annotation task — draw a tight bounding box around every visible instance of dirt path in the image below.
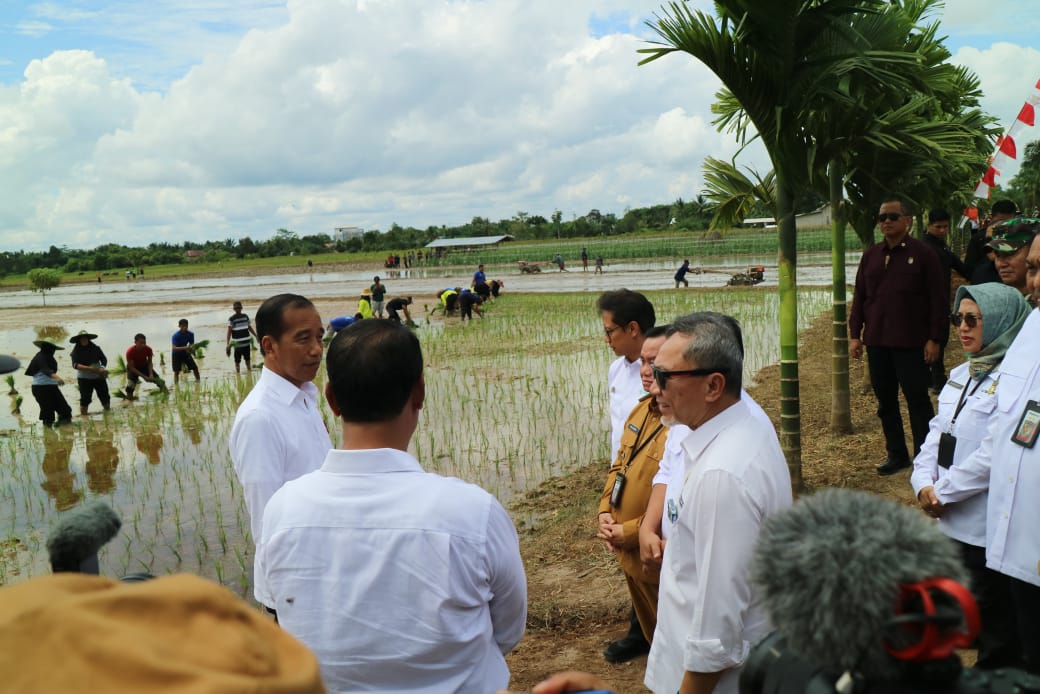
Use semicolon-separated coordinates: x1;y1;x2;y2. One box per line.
504;309;952;692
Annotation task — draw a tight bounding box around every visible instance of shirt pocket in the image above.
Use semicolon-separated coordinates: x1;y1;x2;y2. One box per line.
885;259;924;294
954;394;997;443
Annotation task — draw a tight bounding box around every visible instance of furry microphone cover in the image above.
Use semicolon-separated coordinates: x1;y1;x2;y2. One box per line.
46;500;122;572
751;488;968;680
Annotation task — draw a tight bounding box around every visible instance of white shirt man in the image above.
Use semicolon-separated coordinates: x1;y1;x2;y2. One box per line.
643;314;792;694
229;295;332;607
658;391;771;541
608;355;644;461
256;319;527;693
598;290;656;464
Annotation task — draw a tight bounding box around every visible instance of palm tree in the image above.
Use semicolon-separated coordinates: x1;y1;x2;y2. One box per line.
640;0;914;489
701;157;776;230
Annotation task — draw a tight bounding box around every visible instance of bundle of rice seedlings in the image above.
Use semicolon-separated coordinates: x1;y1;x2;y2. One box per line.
107;355;128;376
12;395;22;413
190;339;211;358
5;374;16;395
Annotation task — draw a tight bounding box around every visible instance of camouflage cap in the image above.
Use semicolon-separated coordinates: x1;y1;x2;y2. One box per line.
986;217;1040;253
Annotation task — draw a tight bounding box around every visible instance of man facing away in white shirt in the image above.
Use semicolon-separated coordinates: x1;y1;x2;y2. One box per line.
255;319;527;694
644;312;792;694
229;293;333;609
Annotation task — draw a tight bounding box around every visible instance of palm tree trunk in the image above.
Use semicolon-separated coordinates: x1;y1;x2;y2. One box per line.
829;161;853;433
776;178;802;493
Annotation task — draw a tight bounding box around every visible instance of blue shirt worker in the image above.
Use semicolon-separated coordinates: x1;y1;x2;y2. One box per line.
171;319;200;384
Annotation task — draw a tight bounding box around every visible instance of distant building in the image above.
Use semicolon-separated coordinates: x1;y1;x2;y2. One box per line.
185;249;205;259
334;226;365;242
740;204;832;229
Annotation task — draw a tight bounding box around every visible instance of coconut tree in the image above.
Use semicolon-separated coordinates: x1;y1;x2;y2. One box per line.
640;0;919;489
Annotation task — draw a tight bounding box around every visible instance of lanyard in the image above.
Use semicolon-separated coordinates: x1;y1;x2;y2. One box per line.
620;409;663;475
948;377;988;432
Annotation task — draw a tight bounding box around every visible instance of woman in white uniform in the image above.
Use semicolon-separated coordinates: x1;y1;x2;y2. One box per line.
912;281;1030;669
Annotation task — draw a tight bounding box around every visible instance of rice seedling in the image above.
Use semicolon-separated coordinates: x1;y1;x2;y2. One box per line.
0;287;833;602
5;375;16;395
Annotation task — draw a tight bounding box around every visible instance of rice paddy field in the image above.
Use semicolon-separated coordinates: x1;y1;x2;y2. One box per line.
0;286;833;598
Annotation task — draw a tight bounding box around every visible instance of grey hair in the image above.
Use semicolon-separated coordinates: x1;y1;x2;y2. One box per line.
668;312;743;396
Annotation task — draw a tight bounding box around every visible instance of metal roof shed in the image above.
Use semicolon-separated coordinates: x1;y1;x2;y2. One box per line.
424;235;514;249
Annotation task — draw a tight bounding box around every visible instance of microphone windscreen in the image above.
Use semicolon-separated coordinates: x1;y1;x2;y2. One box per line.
751;488;967;679
46;500;122;573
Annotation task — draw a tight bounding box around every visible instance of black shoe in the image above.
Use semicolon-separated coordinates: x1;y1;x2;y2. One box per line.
603;634;650;663
876;458;911;476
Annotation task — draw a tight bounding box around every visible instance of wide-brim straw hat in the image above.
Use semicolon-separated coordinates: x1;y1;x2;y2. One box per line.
361;287;373;297
69;330;99;344
33;340;65;351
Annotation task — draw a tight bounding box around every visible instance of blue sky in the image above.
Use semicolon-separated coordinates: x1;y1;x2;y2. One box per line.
0;1;1037;252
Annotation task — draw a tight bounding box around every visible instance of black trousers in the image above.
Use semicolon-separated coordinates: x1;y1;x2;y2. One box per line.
956;541;1021;669
77;378;110;407
930;325;950;391
1009;577;1040;674
32;384;72;426
866;345;934;463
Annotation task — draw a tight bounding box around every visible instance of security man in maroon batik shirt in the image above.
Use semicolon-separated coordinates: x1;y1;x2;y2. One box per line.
849;196;947;476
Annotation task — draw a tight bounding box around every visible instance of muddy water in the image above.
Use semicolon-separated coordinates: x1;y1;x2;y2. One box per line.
0;263;843;593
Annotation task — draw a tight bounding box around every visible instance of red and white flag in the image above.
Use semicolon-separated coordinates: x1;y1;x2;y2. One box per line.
974;78;1040;199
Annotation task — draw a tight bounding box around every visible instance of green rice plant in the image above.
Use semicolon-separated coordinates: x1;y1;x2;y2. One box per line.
188;340;211;360
108;355;127;377
5;375;16;395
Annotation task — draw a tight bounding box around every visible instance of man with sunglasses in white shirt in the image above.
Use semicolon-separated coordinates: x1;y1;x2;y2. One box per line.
644;312;791;694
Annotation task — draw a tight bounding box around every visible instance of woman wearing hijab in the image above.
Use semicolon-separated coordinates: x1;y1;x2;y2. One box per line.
911;282;1030;669
25;340;73;427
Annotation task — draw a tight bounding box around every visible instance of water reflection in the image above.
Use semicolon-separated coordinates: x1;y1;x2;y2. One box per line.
136;429;164;465
85;427;119;494
35;325;69;344
40;428;81;511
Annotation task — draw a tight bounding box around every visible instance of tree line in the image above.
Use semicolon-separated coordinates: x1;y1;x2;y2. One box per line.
0;199;716;278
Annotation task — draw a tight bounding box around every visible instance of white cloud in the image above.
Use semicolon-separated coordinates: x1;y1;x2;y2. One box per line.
0;0;1035;251
16;20;54;37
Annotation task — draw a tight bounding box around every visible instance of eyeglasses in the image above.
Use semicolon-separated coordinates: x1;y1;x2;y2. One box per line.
950;312;982;329
651;364;724;391
603;325;622;337
877;212;904;223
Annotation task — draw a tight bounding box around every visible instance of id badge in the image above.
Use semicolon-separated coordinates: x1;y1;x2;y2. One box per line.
1011;400;1040;449
937;432;957;469
609;472;626;507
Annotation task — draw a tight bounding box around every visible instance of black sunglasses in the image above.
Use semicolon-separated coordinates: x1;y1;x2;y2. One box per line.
877;212;903;223
651;364;724;391
950;312;982;329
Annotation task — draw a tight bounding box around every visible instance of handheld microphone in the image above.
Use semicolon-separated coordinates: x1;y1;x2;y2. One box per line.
46;500;122;574
749;488;968;681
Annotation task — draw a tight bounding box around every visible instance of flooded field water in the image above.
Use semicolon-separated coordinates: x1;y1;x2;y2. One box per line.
0;261;842;595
